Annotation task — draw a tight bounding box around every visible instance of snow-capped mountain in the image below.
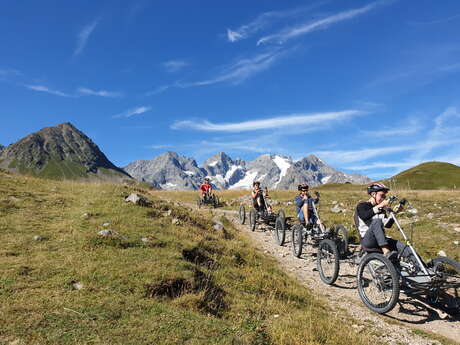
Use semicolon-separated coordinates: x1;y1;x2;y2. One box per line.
124;152;371;190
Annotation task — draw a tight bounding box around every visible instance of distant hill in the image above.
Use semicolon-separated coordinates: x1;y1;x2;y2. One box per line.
0;123;131;182
386;162;460;190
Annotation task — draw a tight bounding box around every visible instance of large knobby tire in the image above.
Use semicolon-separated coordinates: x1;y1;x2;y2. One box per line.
357;253;400;314
249;209;257;232
335;225;349;258
291;224;304;258
427;256;460;313
213;195;220;208
317;239;340;285
274;216;286;246
277;209;286;222
239;204;246;225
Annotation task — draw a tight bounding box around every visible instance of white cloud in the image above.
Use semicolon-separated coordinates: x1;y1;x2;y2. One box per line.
78;87;123;98
24;84;72;97
74;19;99;56
172;110;364;132
360;118;421;137
179;49;288;87
226;4;323;43
113;106;151;118
257;1;381;45
145;49;288;95
163;60;189;72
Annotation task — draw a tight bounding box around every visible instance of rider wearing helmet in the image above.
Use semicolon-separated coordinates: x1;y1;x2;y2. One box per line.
355;182;412;260
200;177;213;201
295;183;320;225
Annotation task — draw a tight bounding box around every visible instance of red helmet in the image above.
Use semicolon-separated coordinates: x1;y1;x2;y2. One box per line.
367;182;390;195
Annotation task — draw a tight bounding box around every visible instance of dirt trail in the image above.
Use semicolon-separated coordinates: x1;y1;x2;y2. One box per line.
158;196;459;345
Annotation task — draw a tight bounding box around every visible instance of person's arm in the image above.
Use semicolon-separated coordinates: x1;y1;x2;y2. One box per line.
313;191;320;204
251;189;258;198
295;196;305;209
356;202;377;223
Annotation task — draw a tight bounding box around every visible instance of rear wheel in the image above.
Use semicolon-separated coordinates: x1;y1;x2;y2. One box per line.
427;256;460;313
357;253;400;314
291;224;304;258
274;216;286;246
335;225;349;258
277;209;286;222
249;209;257;232
317;239;339;285
239;204;246;224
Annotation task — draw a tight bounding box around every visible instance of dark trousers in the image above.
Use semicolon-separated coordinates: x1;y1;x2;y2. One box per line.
362;219;415;262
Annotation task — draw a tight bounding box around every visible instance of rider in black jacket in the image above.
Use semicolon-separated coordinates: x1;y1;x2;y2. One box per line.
355;182;414;261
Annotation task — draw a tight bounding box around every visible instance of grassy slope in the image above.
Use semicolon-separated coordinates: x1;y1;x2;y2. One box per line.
0;171;376;345
386;161;460;190
154;189;460;262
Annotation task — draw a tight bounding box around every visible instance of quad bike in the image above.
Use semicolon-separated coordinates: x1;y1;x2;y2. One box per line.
317;196;460;314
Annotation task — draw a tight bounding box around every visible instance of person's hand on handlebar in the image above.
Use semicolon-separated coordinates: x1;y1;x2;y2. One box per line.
377;200;390;209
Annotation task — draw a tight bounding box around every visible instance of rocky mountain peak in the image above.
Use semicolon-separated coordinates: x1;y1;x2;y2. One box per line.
0;123;130;181
124;151;371;190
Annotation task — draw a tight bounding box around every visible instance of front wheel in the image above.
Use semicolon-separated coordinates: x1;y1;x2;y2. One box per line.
334;225;349;258
274;216;286;246
317;239;339;285
239;204;246;224
249;209;257;232
427;256;460;313
291;224;304;258
357;253;400;314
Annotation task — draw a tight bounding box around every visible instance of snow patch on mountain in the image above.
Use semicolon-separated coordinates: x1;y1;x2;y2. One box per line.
273;155;291;187
321;175;332;184
208;161;218;167
229;170;258;190
184;171;195;176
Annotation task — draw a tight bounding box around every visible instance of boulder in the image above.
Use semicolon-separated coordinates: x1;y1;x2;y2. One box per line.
171;218;180;225
125;193;151;207
98;229;119;237
33;235;47;241
437;250;447;257
330;205;343;213
213;223;224;231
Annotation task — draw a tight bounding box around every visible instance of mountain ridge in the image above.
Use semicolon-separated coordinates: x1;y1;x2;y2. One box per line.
125;151;372;190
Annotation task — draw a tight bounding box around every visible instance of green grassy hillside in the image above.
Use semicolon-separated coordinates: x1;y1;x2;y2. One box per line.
0;171;374;345
386;161;460;190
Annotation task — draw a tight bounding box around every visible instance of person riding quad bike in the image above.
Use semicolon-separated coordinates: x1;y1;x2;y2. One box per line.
295;183;320;226
251;181;272;214
200;177;213;201
355;182;415;262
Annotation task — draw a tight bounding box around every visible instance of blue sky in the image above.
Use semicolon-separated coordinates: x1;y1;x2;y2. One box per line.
1;0;460;179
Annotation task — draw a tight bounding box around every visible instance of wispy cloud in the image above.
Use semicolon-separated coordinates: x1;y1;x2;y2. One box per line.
74;19;99;56
24;84;73;97
113;106;151;118
172;110;364;132
257;1;382;45
360;118;421;137
226;4;323;43
163;60;189;72
179;49;288;87
408;13;460;26
77;87;123;98
0;68;22;76
146;49;288;95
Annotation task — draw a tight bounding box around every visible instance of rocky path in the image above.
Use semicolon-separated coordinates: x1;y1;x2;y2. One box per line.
156;196;459;345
